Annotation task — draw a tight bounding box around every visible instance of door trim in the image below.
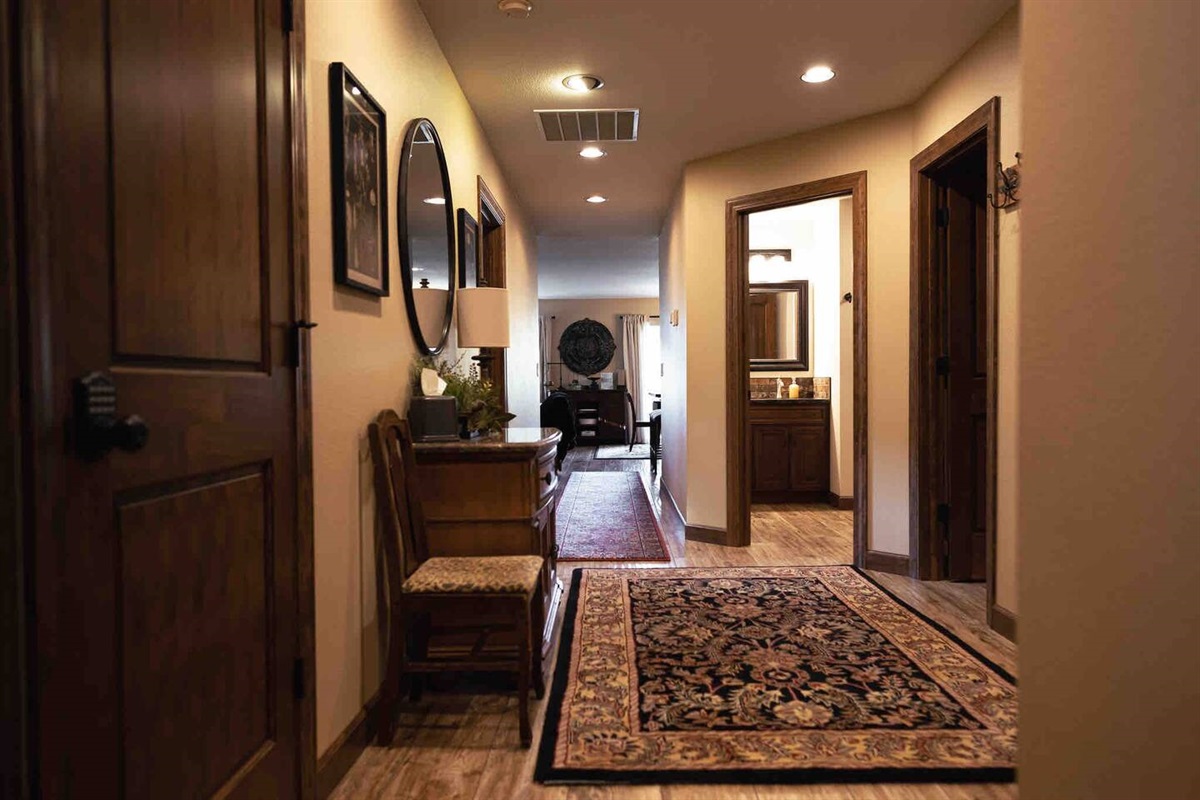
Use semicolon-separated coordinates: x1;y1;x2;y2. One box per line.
909;98;1004;634
1;0;30;792
286;2;318;796
724;171;868;563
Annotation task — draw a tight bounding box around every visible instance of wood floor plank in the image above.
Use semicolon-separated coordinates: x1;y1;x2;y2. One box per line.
329;446;1017;799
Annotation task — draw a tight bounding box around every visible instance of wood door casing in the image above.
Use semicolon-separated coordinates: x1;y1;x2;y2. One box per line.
21;0;305;797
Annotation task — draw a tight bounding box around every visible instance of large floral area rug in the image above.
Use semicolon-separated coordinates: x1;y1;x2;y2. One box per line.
556;472;670;562
535;566;1017;785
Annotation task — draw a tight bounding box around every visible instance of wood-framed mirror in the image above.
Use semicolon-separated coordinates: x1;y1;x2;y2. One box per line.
748;280;809;371
399;118;455;355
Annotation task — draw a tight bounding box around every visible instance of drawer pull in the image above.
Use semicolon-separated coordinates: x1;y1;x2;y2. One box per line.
542;472;553;486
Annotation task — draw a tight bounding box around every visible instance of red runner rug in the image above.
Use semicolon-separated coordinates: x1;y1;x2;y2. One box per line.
556;472;670;561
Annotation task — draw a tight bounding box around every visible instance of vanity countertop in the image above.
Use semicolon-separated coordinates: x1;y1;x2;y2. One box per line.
413;426;561;454
749;397;831;405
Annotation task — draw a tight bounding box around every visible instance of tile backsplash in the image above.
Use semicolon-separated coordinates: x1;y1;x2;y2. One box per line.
749;377;831;399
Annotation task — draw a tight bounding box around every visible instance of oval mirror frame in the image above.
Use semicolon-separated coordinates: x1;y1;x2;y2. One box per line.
398;118;456;356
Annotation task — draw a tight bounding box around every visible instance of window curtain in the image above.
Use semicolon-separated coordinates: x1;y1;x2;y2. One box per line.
538;315;554;400
622;314;646;443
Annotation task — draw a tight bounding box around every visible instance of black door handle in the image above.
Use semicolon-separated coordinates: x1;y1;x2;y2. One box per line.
75;372;150;460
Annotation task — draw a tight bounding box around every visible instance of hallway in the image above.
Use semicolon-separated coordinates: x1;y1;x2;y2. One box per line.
329;447;1014;800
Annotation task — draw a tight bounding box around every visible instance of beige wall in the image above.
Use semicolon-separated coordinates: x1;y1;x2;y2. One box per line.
1019;1;1200;797
658;183;688;515
659;10;1020;597
306;0;538;756
538;297;659;388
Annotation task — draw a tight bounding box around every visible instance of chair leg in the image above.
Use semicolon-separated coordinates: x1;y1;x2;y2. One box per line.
378;602;405;745
516;600;532;747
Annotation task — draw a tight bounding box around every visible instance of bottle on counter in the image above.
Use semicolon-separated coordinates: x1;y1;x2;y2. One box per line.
788;378;801;399
776;378;785;399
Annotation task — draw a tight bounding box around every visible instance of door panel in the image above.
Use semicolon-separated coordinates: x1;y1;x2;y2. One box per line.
942;150;988;582
110;0;266;365
751;425;790;493
26;0;301;797
118;469;273;800
789;426;827;491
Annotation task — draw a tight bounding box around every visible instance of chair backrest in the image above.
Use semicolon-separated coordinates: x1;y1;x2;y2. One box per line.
367;411;430;597
540;391;577;445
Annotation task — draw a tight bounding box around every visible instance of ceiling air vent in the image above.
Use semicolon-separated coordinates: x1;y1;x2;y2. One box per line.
535;109;639;142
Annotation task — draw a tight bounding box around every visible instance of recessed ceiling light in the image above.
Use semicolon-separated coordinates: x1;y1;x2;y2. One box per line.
563;74;604;92
423;197;446;205
579;146;607;159
497;0;532;18
801;66;836;83
585;195;607;204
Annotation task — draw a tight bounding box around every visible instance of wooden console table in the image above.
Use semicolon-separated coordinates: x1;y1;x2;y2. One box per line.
412;427;563;655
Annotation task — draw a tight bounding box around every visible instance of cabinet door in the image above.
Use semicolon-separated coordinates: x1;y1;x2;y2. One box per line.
751;425;792;493
789;426;829;491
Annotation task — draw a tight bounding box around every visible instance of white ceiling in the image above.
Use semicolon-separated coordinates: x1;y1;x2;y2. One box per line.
536;236;659;299
418;0;1013;239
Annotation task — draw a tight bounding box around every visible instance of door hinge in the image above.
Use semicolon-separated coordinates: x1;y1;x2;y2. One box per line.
935;355;950;376
283;0;295;33
936;207;950;227
293;657;306;700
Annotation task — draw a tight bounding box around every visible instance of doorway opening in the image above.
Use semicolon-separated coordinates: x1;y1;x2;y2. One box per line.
477;176;508;412
910;98;1002;626
725;173;868;566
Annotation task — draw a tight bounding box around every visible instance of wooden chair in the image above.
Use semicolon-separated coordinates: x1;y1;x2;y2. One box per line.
368;410;545;747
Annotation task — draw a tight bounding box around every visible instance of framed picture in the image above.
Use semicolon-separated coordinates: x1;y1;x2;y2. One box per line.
457;208;478;288
329;63;388;296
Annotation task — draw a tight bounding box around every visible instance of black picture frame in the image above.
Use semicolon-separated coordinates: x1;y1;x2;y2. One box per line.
457;208;478;288
329;63;389;296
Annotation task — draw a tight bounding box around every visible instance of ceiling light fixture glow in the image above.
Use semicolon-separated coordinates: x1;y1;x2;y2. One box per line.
423;197;446;205
585;195;607;204
497;0;532;18
800;65;836;83
579;146;607;159
563;74;604;92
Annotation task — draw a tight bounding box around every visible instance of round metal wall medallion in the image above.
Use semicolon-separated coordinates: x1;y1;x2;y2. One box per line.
558;318;616;375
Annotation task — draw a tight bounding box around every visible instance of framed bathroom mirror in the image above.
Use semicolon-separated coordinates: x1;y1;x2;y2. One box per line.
399;118;455;355
748;280;809;371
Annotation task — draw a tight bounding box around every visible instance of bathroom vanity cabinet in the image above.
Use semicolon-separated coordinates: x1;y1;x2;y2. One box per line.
748;399;831;503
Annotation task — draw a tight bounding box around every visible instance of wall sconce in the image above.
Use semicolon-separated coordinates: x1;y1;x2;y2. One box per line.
988;152;1022;210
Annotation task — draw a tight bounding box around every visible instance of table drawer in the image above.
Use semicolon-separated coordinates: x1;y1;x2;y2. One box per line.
536;451;558;504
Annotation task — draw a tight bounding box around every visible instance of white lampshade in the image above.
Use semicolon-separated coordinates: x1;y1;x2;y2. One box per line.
457;287;510;348
412;287;450;344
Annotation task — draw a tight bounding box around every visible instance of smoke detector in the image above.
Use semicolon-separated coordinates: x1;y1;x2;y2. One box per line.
497;0;532;18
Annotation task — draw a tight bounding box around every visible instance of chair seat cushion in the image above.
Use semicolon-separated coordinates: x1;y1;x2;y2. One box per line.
402;555;544;595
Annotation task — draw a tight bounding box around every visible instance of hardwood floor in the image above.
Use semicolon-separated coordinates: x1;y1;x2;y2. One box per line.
329;447;1017;800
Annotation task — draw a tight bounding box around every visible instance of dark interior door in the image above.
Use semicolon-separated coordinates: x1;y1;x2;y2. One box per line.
26;0;302;797
936;141;989;581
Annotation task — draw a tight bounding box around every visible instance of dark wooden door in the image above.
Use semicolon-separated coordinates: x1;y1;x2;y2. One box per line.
751;425;791;493
937;142;988;581
789;426;829;492
747;294;778;359
26;1;304;797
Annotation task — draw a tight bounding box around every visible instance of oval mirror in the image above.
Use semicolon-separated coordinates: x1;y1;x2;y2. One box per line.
399;118;455;355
